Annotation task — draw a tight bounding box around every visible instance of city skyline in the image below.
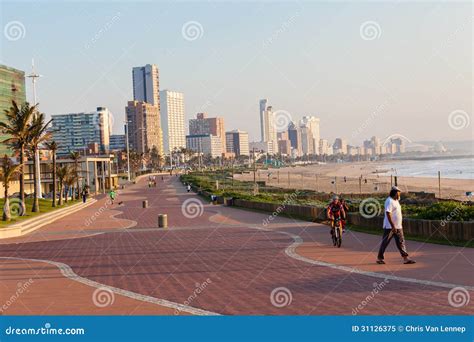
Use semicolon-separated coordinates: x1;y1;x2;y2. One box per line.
1;1;471;145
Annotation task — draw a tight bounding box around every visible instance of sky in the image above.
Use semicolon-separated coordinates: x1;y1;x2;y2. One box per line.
0;0;472;145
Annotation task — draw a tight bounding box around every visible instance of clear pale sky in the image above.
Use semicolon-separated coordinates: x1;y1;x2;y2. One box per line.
1;0;472;144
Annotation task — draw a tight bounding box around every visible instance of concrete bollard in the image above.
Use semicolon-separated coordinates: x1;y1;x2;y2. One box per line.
158;214;168;228
142;200;148;208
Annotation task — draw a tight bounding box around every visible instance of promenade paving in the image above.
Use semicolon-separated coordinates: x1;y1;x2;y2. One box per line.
0;175;472;315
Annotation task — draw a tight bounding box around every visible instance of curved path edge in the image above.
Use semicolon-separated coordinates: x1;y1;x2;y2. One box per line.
0;256;220;316
248;225;474;291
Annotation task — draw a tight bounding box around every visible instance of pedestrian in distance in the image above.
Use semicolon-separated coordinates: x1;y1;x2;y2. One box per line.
187;184;191;192
109;189;117;205
81;186;89;203
376;186;416;265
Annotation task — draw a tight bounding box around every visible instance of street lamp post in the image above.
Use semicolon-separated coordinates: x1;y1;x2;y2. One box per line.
124;121;131;181
27;59;43;198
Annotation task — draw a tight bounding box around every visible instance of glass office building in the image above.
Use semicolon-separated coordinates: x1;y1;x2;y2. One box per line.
0;64;26;156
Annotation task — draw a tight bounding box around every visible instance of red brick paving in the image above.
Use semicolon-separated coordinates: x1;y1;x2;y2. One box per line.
0;259;184;315
0;175;472;315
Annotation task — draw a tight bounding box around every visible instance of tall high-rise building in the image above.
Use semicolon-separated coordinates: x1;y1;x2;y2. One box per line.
160;90;185;154
126;101;163;156
226;130;249;156
132;64;160;106
109;134;126;151
287;121;301;156
259;99;268;141
259;99;277;148
189;113;226;152
333;138;348;155
51;107;112;155
0;64;26;156
300;116;320;155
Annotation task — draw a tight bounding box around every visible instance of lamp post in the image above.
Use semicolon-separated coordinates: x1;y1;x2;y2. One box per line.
124;121;131;181
27;59;43;198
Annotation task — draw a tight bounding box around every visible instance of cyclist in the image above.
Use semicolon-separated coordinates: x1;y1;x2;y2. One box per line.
326;196;346;236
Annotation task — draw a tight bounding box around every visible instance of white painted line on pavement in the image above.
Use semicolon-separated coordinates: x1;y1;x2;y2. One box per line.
0;256;220;316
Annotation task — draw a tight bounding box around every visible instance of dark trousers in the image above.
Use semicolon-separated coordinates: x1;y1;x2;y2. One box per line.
378;229;409;260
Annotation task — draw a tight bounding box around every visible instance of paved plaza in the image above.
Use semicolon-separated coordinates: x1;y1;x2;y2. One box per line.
0;175;472;315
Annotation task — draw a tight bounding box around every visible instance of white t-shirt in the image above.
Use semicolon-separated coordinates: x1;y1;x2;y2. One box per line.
383;197;403;229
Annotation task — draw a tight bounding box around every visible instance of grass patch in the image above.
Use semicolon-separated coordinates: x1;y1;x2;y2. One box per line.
0;198;81;228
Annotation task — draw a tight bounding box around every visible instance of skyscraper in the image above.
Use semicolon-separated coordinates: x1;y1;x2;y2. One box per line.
300;116;320;155
225;130;249;156
160;90;185;154
51;107;112;155
132;64;160;106
126;101;163;156
0;64;26;155
189;113;226;152
259;99;277;153
259;99;268;141
287;121;301;156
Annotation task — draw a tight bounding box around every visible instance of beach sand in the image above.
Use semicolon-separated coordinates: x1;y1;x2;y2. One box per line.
234;161;473;201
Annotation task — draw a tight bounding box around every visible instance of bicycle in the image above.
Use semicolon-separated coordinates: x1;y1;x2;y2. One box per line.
331;217;342;248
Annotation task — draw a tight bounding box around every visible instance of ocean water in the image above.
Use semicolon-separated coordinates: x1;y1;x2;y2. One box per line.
381;157;473;180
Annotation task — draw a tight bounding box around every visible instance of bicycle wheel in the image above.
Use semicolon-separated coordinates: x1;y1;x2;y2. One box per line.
337;227;342;248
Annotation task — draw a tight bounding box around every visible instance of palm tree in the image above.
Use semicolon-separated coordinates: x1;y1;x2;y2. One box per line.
64;170;77;203
29;113;52;213
0;155;22;221
56;164;69;206
45;141;58;207
69;151;81;200
0;101;37;216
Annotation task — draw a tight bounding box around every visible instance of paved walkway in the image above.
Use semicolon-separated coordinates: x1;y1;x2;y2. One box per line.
0;175;472;315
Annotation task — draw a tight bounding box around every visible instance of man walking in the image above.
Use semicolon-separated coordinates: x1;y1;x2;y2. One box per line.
377;186;416;265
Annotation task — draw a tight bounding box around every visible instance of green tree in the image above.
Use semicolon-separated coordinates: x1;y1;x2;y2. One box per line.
0;101;37;216
69;151;82;200
0;155;22;221
28;113;52;212
56;164;70;206
45;141;58;207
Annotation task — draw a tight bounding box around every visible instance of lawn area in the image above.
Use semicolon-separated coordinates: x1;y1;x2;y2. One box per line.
0;198;80;228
